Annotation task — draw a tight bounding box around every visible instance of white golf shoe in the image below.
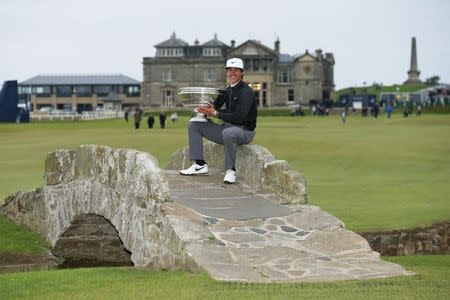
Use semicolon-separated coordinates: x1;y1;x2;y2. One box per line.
223;169;236;184
179;163;208;175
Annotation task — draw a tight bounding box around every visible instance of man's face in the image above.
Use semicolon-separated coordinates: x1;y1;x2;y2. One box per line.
226;67;243;85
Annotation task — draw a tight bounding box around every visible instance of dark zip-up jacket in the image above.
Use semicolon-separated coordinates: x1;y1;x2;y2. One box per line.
213;81;257;131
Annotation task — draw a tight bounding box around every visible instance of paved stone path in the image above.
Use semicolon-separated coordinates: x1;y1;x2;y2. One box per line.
163;170;414;282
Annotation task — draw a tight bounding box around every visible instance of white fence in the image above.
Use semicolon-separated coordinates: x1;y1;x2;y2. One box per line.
31;111;124;121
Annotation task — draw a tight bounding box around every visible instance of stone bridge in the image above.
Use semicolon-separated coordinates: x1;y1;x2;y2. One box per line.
1;145;182;269
1;144;413;282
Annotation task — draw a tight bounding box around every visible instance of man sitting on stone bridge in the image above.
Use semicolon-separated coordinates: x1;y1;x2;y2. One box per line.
179;58;258;184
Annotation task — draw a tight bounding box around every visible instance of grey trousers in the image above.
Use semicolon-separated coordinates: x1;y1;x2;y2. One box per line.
188;121;255;170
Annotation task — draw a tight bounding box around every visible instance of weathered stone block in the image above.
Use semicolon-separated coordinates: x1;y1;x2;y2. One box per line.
300;229;372;256
44;150;76;186
263;160;308;204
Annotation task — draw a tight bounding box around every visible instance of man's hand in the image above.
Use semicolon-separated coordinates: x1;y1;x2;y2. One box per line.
197;103;217;117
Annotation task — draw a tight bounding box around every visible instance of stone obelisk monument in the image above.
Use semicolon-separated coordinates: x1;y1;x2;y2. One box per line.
404;37;422;84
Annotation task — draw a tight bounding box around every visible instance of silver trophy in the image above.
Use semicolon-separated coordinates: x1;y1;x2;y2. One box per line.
177;87;223;122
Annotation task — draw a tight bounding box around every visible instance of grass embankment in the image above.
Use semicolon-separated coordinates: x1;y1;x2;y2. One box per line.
0;256;449;299
0;217;48;254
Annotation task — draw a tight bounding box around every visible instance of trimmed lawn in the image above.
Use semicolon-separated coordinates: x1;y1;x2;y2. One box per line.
0;114;449;299
0;217;48;254
256;114;450;231
0;256;449;299
1;114;449;233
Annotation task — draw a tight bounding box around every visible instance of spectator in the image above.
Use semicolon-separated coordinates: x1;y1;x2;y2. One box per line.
372;103;380;118
341;111;347;123
385;104;393;119
416;104;422;116
124;108;130;122
171;112;178;122
133;107;142;129
159;112;167;129
403;109;409;118
147;115;155;128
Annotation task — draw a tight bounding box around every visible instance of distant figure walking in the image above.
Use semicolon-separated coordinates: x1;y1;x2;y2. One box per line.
171;112;178;122
124;108;130;122
416;104;422;116
385;104;393;119
403;109;409;118
147;115;155;128
341;111;347;123
159;113;167;129
133;107;143;129
372;103;380;118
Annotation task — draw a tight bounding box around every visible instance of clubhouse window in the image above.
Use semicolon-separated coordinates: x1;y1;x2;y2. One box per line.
288;89;294;102
157;48;183;57
163;89;174;107
277;70;291;84
76;86;92;97
203;69;215;81
56;86;71;97
126;86;140;97
34;86;51;97
202;48;221;57
162;70;174;82
253;59;259;71
93;86;112;97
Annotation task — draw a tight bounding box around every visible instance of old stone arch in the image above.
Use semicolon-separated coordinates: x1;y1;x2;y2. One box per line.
1;145;185;269
53;213;133;267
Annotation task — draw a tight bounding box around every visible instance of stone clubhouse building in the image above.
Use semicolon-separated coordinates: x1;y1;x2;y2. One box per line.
17;33;335;112
142;33;335;107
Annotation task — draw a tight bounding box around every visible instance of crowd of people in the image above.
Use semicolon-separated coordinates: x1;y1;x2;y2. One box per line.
124;100;424;129
308;101;424;123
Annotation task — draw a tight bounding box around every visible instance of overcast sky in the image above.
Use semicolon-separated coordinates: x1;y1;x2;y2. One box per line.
1;0;449;89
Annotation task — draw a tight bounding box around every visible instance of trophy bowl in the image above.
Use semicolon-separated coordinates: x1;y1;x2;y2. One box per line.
177;87;223;122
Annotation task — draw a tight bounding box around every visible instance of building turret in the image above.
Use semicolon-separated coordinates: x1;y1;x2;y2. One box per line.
274;38;280;55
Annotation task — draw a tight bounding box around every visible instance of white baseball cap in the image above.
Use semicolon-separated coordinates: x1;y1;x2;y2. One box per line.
224;58;244;70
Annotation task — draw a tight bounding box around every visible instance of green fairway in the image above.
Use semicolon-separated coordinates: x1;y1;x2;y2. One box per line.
1;114;449;298
0;256;449;299
1;114;449;233
256;115;450;231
